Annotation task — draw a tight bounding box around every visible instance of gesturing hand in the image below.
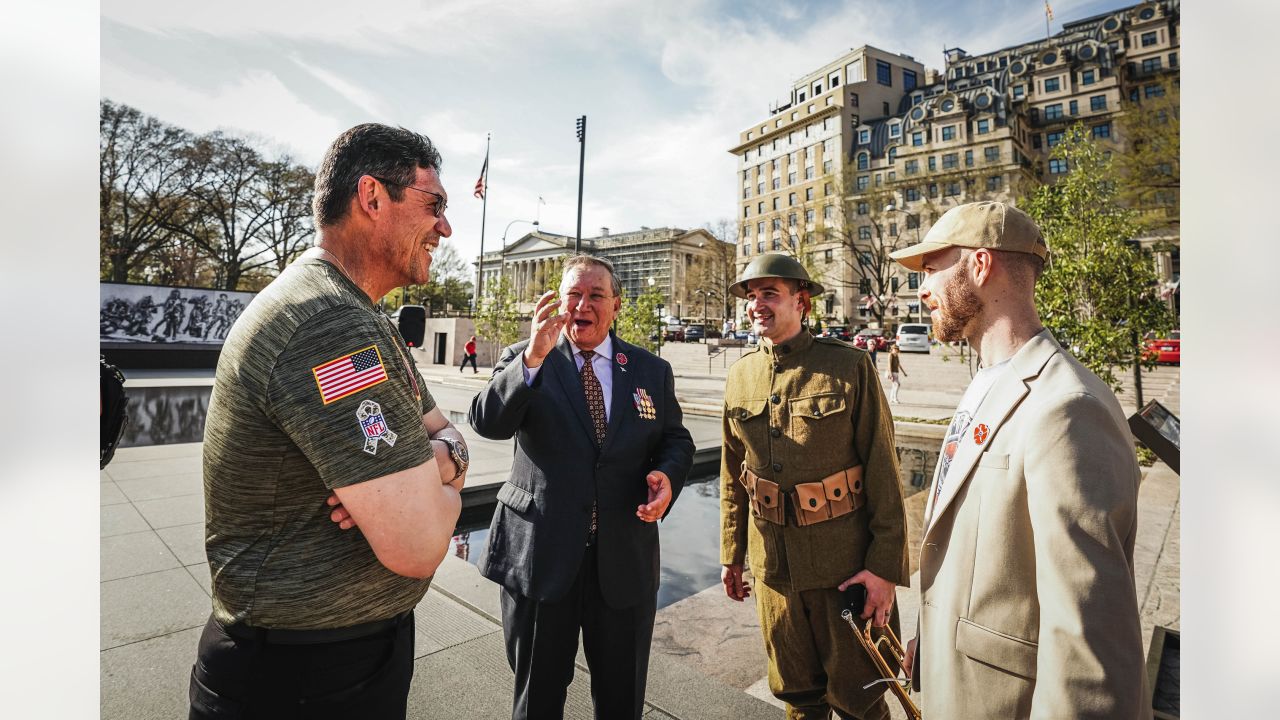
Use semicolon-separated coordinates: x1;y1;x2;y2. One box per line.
523;290;567;369
636;471;672;522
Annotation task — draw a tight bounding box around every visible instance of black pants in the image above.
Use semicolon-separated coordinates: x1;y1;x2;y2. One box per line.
188;612;415;720
500;546;657;720
460;354;478;372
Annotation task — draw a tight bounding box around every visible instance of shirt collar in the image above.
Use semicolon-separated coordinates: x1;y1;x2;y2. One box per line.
761;329;814;364
572;333;614;362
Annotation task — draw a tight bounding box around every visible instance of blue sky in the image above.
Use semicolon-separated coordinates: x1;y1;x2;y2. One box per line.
101;0;1140;263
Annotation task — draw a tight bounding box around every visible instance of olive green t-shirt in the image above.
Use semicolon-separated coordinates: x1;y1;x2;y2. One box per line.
203;257;437;629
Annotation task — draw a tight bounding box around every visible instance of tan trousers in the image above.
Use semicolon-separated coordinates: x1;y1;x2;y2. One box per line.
755;580;897;720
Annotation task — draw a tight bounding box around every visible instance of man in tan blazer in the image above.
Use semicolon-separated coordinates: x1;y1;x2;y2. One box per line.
890;201;1150;719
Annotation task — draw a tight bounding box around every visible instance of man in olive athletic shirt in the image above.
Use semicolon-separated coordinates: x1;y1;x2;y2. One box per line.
190;124;470;720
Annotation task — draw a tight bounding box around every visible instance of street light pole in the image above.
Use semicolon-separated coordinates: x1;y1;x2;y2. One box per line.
499;219;539;291
574;116;586;253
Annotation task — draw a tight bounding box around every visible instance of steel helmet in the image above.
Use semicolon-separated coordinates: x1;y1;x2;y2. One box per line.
729;253;825;298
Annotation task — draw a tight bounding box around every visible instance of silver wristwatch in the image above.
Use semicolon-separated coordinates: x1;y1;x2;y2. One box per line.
438;437;469;481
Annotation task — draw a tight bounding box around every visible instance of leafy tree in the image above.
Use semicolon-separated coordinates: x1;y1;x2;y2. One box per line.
614;285;663;353
1024;123;1174;390
473;275;521;359
1115;74;1179;236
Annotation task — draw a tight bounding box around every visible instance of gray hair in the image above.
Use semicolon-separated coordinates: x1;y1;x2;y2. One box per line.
561;253;621;296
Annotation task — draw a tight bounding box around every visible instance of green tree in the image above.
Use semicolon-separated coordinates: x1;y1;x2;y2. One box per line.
614;285;663;353
1115;74;1179;237
473;275;521;359
1024;123;1174;390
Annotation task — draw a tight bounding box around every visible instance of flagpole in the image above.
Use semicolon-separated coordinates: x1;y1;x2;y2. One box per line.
476;133;490;310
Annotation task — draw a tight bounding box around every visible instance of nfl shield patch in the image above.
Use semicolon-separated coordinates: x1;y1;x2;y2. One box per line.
356;399;398;455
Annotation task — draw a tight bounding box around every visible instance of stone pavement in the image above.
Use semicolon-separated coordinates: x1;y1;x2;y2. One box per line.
101;344;1179;718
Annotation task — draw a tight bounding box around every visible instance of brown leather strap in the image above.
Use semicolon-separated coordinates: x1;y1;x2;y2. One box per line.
740;465;864;526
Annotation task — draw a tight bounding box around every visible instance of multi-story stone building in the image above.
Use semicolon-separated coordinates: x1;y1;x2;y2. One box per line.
474;226;733;321
730;0;1180;327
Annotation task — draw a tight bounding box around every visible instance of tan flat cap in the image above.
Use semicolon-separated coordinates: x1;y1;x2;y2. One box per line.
889;201;1049;272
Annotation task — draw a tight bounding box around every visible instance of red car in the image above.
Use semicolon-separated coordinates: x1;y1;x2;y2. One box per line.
1144;331;1180;365
852;329;889;351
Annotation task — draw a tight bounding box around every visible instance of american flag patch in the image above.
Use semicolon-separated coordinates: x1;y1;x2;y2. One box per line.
312;345;388;404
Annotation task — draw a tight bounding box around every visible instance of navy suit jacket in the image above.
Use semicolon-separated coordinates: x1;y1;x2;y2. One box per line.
469;332;694;608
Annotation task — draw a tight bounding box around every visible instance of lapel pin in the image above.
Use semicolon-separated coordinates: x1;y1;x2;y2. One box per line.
973;424;990;445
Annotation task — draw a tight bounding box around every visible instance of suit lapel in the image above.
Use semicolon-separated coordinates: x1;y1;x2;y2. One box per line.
601;335;634;453
923;331;1061;540
548;335;598;443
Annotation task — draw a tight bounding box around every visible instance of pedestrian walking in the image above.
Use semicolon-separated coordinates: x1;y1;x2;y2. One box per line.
460;334;478;373
888;344;907;404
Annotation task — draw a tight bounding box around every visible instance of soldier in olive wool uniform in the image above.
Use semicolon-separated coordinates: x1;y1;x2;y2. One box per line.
720;254;909;720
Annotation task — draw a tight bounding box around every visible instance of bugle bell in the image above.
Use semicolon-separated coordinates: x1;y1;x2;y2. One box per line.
840;608;921;720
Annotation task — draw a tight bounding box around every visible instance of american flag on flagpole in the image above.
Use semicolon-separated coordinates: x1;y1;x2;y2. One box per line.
312;346;388;404
1045;1;1053;20
474;152;488;199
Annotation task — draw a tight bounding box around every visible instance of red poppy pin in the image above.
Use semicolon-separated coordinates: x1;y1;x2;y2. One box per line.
973;424;990;445
616;353;628;366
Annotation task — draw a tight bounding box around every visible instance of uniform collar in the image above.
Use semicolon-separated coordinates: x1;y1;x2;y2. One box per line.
761;329;814;364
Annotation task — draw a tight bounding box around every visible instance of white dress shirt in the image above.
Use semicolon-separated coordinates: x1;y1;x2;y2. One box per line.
522;335;614;422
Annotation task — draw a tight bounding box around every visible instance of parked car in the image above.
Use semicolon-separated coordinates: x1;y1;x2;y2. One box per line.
818;325;852;341
1144;330;1180;365
895;323;932;353
852;329;889;351
663;327;685;342
683;325;706;342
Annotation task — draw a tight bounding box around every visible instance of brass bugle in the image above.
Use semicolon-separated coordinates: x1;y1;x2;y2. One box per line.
841;608;921;720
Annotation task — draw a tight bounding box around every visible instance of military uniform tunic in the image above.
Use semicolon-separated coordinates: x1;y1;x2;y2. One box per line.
720;330;909;719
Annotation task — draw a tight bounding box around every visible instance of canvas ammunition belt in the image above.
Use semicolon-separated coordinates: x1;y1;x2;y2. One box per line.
739;464;865;527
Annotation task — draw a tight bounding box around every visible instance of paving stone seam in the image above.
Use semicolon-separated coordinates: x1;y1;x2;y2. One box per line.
427;585;503;626
419;628;503;658
101;621;206;652
1140;492;1181;611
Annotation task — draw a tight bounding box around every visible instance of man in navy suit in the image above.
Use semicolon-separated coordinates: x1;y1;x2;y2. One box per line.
470;254;695;720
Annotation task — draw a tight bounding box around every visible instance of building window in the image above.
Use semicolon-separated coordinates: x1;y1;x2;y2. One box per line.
858;129;870;144
904;187;920;202
1069;100;1078;116
757;222;765;234
824;249;833;263
805;209;815;224
903;69;918;91
772;219;782;231
824;182;833;196
965;150;974;167
908;272;919;290
743;206;749;218
1090;94;1107;112
1049;158;1068;174
1169;52;1178;68
1144;84;1165;98
942;153;958;169
1013;85;1025;99
928;156;937;172
805;188;814;201
889;222;898;237
877;60;892;86
889;123;901;138
772;237;781;250
785;171;795;185
856;175;869;191
1091;123;1111;139
1141;31;1158;47
943;182;961;197
850;91;859;106
941;125;956;141
1044;77;1060;93
1032;133;1042;149
1046;131;1064;148
772;178;780;190
1044;103;1063;120
906;214;919;230
857;153;869;171
888;147;897;165
1141;57;1162;74
743;187;750;200
984;146;999;163
805;166;815;180
976;119;990;134
788;213;796;227
857;201;869;215
904;159;919;175
757;240;764;253
824;204;834;220
986;175;1002;191
1081;69;1096;85
772;198;780;210
757;202;764;213
859;278;871;294
911;131;924;147
742;243;750;256
788;192;797;206
823;159;833;174
859;226;873;240
927;183;938;198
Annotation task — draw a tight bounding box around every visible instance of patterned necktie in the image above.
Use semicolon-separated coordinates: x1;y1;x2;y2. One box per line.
579;350;607;446
580;350;605;543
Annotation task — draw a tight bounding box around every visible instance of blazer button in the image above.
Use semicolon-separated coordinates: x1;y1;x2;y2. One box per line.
770;394;780;404
769;427;781;438
772;462;782;472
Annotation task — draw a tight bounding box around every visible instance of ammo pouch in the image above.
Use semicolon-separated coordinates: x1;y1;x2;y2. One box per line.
739;464;785;525
792;466;865;527
739;464;864;527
